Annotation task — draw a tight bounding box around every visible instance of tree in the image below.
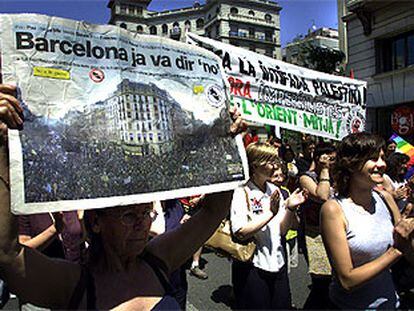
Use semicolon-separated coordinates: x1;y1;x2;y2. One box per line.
298;41;345;74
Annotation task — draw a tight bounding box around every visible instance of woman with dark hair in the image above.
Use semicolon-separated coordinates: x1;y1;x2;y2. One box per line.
383;152;410;210
0;84;243;310
321;132;414;309
299;141;336;309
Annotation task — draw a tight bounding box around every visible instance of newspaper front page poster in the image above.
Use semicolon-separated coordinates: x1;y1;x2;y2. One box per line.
0;14;248;214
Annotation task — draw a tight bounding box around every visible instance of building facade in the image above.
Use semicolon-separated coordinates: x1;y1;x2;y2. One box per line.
284;27;340;66
108;0;282;59
343;0;414;141
104;79;174;155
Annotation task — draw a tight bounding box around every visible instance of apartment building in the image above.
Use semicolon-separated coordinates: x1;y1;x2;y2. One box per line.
108;0;282;59
342;0;414;140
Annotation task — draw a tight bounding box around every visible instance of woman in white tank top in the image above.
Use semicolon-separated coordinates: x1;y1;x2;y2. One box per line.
320;132;414;309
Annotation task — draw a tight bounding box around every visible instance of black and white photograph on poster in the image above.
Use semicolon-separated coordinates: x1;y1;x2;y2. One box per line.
0;14;248;214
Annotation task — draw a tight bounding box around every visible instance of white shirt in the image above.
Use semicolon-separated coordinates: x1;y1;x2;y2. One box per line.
230;180;286;272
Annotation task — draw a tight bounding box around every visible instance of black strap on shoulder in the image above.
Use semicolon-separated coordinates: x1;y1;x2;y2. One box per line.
67;265;97;310
141;251;173;295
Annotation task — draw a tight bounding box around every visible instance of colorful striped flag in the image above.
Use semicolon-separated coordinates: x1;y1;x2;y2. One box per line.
390;134;414;178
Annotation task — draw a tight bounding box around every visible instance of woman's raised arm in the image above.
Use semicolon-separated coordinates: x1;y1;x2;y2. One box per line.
0;84;80;309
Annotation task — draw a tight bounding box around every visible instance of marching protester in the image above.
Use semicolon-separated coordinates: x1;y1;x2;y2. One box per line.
321;132;414;309
230;143;307;309
0;83;246;310
150;200;188;310
299;141;336;309
383;152;410;210
386;138;397;158
271;159;299;273
296;136;316;176
18;211;84;263
179;195;209;280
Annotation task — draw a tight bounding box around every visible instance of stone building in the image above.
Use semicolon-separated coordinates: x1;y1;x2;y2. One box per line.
107;0;282;59
342;0;414;140
104;79;174;155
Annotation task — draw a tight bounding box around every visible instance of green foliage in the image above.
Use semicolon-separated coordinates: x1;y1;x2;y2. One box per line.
298;41;345;74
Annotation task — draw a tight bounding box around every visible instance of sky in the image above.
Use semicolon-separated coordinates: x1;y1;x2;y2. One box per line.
0;0;338;47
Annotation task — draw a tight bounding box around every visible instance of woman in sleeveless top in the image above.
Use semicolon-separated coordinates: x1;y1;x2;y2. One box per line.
320;132;414;309
0;84;245;310
299;142;336;309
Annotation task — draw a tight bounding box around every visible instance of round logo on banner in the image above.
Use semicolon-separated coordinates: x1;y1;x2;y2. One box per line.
89;68;105;83
391;106;414;136
205;84;225;108
346;108;365;134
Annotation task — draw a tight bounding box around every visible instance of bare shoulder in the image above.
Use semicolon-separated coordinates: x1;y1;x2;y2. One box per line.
299;174;316;186
321;199;343;219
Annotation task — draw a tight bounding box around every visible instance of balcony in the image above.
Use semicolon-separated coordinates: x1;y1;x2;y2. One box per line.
170;27;181;40
227;13;277;28
228;31;276;44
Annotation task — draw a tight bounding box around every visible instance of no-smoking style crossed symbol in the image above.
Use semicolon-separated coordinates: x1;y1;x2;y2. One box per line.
89;68;105;83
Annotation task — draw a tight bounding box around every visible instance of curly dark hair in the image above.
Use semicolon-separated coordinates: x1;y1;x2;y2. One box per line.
386;152;410;182
333;132;385;197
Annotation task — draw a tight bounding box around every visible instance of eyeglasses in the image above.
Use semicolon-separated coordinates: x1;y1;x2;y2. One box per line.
104;209;158;226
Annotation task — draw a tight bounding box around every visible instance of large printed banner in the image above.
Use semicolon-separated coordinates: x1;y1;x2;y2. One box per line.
0;14;248;214
187;33;367;140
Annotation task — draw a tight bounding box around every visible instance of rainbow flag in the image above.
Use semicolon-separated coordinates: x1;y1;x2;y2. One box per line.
390;134;414;178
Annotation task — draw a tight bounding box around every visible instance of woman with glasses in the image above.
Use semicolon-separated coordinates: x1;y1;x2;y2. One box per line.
320;133;414;309
0;84;241;310
230;143;307;309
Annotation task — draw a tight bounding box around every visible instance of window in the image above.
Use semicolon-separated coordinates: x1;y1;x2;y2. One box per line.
149;26;157;35
120;5;127;14
229;24;238;36
249;28;255;38
137;25;143;33
128;5;135;15
120;23;127;29
376;31;414;73
172;22;180;34
248;10;255;16
265;14;272;22
196;18;204;29
230;7;238;15
162;24;168;34
185;20;191;31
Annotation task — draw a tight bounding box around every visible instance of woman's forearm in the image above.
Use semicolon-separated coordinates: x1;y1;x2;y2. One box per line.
280;209;299;235
316;168;331;201
235;210;274;240
337;247;401;291
19;225;58;250
0;143;21;264
147;191;233;273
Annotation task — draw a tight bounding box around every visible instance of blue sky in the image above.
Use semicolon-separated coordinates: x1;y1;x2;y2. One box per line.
0;0;338;47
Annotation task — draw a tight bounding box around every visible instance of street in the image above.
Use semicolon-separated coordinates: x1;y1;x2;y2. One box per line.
186;249;311;310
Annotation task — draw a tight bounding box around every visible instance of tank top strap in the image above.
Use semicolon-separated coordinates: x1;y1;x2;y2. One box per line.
141;251;174;295
67;265;97;310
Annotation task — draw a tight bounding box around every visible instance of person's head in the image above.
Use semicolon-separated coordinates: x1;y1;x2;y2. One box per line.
301;138;316;160
386;140;397;157
246;142;280;181
313;141;336;168
84;203;155;269
269;137;282;150
333;132;386;197
271;161;287;187
281;144;295;163
386;152;410;181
